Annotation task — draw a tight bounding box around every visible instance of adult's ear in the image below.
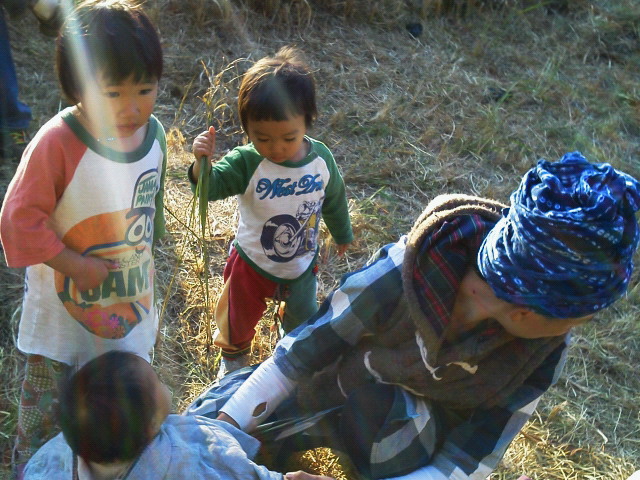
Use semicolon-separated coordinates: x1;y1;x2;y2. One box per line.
507;306;537;324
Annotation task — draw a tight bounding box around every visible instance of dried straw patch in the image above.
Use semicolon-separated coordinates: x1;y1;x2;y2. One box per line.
1;0;640;478
0;258;24;469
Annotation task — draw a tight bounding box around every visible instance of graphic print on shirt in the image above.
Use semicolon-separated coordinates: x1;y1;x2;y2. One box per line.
55;169;158;338
260;199;323;263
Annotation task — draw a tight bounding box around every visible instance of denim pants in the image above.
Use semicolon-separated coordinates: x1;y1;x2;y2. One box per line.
0;7;32;131
184;366;438;479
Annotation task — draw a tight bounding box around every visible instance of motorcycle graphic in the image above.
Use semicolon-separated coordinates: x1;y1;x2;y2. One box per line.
261;200;322;262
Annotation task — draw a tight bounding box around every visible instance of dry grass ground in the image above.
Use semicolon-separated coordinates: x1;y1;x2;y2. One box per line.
1;0;639;478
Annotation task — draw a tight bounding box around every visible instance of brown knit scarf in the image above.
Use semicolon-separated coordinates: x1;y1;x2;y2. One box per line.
297;194;565;411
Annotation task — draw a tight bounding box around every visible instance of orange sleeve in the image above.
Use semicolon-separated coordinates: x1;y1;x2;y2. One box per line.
0;117;85;267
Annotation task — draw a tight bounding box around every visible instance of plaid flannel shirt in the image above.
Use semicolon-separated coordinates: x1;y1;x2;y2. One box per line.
223;216;569;479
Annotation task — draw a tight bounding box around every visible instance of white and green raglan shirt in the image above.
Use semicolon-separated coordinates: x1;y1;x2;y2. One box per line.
195;137;352;282
0;107;167;366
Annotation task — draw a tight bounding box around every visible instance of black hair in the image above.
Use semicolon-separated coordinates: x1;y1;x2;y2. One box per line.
58;351;159;464
55;0;163;104
238;46;317;132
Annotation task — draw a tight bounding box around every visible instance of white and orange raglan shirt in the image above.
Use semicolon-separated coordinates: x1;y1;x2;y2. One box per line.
0;107;167;366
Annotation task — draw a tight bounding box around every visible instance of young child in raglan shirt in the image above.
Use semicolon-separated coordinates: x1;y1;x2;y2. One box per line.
190;46;353;377
0;0;167;474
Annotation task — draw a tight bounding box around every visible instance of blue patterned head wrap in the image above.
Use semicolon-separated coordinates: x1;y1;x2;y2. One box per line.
477;151;640;318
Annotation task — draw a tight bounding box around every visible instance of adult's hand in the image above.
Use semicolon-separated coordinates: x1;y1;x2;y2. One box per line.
284;471;334;480
216;412;240;429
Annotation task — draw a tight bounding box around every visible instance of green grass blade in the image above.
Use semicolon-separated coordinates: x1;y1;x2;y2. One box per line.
194;156;212;347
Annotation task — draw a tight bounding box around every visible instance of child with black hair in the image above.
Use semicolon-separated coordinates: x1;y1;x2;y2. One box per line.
0;0;167;472
190;46;353;377
23;350;334;480
56;351;171;477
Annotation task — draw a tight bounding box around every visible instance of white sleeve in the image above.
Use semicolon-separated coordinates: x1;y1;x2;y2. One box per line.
220;356;296;432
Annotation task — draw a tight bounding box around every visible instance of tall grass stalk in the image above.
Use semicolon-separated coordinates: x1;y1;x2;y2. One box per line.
194;155;213;348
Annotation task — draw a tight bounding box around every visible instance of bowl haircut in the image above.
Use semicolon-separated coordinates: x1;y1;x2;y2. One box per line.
55;0;163;104
58;351;159;464
238;46;317;133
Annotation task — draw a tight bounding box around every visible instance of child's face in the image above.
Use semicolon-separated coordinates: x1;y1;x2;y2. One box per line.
79;73;158;140
246;114;308;164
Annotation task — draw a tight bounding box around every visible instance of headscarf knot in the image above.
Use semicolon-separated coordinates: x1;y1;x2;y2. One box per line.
478;151;640;318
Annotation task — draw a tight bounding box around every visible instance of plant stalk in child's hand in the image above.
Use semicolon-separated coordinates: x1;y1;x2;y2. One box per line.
195;154;212;346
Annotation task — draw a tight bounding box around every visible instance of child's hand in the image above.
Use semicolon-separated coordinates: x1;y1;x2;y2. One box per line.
192;126;216;181
45;248;118;292
72;256;118;292
335;242;350;257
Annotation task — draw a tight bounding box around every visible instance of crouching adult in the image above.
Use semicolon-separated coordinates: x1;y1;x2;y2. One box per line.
208;152;640;479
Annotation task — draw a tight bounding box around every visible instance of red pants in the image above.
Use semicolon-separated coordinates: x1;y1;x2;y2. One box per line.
214;248;318;357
